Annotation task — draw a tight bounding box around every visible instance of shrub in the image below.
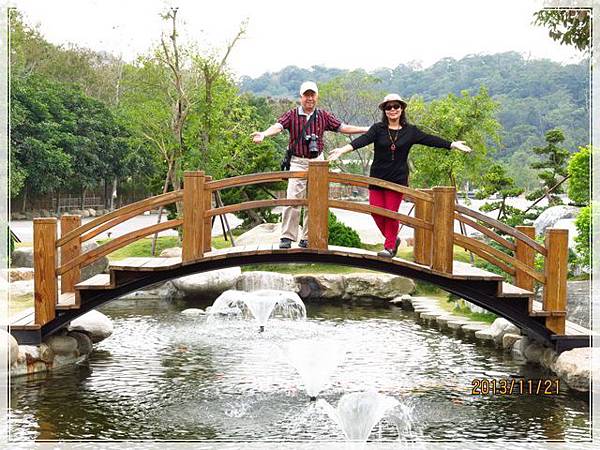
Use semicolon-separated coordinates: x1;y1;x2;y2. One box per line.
328;212;361;248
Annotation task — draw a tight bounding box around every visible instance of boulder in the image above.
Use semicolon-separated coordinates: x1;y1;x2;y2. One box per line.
10;247;34;268
488;318;520;344
45;335;79;357
236;271;297;292
88;208;96;217
294;274;345;299
68;310;113;343
533;205;579;236
342;273;415;300
523;340;546;364
551;347;598;392
67;331;93;356
171;267;241;299
0;329;19;366
159;247;182;258
79;241;109;281
80;209;90;218
502;333;521;350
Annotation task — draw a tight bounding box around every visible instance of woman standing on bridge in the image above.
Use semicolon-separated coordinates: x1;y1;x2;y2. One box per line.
328;93;472;258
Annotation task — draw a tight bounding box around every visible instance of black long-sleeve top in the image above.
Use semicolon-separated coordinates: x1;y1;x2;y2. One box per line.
351;123;452;188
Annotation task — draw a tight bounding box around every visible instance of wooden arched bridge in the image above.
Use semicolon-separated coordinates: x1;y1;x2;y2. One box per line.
10;161;589;352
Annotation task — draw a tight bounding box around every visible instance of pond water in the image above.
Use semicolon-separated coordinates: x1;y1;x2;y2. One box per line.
9;297;591;443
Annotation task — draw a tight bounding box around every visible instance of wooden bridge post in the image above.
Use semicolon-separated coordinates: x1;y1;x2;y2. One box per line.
413;189;433;266
515;225;536;291
60;215;81;293
182;171;205;263
204;176;213;253
307;160;329;250
33;218;58;326
431;186;455;274
543;228;568;334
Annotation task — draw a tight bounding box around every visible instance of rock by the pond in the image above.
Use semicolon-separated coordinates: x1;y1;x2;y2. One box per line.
171;267;241;299
551;347;598;392
502;333;521;349
4;268;35;282
119;281;178;300
68;310;113;343
159;247;182;258
295;272;415;301
67;331;94;356
533;205;579;236
488;318;520;344
181;308;205;316
45;335;79;357
236;271;297;292
0;329;19;366
10;247;34;268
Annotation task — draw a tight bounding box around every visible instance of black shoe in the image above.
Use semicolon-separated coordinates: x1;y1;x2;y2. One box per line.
377;248;394;258
393;237;401;255
298;239;308;248
279;238;292;249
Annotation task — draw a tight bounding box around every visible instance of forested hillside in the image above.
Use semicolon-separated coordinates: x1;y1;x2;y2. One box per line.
240;53;589;168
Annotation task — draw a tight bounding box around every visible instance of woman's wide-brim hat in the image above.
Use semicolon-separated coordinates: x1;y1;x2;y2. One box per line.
378;93;408;110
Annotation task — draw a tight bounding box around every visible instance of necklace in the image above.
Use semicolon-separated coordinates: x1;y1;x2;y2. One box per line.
387;126;401;157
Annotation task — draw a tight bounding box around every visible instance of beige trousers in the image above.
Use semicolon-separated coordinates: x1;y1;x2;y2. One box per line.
280;154;324;241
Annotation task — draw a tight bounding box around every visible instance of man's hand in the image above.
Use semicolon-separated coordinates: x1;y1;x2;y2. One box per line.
328;148;345;161
251;131;265;144
451;141;472;153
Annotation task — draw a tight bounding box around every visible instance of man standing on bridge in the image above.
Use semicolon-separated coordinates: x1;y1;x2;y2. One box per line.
251;81;369;249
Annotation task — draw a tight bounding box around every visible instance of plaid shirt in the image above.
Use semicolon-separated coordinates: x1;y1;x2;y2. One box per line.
277;107;343;157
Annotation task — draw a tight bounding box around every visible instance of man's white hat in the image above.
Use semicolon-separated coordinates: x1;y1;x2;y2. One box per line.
300;81;318;95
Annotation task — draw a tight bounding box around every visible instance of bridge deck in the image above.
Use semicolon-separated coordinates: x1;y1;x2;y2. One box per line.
9;245;592;349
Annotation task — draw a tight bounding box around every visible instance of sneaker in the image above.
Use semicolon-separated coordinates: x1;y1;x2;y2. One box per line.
377;248;395;258
279;238;292;249
298;239;308;248
393;237;401;255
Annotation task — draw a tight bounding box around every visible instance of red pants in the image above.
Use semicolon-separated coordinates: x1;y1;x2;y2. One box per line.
369;189;404;250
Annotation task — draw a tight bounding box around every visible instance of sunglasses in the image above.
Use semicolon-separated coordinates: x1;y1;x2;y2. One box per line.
384;103;402;111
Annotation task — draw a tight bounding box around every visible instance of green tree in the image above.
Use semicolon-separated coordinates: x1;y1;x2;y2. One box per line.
476;163;525;225
567;145;590;206
407;87;501;189
526;129;570;206
533;9;591;53
574;205;591;269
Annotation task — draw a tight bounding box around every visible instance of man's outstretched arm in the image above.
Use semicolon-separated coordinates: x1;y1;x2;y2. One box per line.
338;124;370;134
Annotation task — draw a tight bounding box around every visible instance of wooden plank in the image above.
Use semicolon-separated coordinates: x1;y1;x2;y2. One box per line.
328;200;432;231
110;257;155;270
8;307;35;326
60;215;81;294
182;171;205;262
499;281;534;298
57;190;182;247
515;225;536;292
455;212;516;251
207;198;306;218
328;173;433;202
34;218;57;326
56;292;77;310
431;187;455;274
75;274;112;289
58;219;183;275
204;179;213;253
455;204;547;256
454;234;547;283
307;161;330;250
414;189;433;266
139;257;182;270
206;171;307;191
543;228;568;334
451;261;504;280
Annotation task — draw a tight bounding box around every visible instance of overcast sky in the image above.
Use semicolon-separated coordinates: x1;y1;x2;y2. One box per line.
10;0;586;78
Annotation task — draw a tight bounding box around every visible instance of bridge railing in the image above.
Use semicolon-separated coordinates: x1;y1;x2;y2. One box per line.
32;160;568;334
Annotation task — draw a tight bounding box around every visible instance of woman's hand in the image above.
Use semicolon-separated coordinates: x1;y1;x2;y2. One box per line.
451;141;472;153
250;131;265;144
328;148;345;161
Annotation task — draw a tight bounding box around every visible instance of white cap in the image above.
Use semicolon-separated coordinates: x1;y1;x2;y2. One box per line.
300;81;318;95
378;93;408;110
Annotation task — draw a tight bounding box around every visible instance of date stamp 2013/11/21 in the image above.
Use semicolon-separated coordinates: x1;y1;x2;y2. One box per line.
471;378;560;396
